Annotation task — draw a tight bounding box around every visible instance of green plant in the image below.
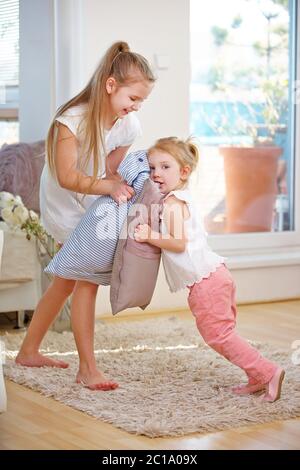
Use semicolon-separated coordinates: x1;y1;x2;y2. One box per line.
0;191;59;259
206;0;289;146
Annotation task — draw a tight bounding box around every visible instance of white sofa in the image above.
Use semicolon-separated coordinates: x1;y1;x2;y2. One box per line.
0;230;42;327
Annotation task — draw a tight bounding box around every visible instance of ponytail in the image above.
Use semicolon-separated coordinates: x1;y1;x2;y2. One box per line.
185;137;199;168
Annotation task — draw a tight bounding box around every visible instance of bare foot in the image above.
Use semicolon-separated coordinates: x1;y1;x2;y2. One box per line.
76;370;118;391
16;352;69;368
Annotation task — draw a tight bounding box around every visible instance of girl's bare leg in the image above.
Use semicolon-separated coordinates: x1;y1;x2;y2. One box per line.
71;281;118;391
15;276;75;368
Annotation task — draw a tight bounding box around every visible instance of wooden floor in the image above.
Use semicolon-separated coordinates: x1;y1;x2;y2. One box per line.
0;299;300;450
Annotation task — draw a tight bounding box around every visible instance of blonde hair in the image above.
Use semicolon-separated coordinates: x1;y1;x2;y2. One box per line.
148;136;199;185
46;41;155;188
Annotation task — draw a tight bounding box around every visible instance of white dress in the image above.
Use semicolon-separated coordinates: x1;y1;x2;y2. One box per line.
39;103;142;243
160;189;225;293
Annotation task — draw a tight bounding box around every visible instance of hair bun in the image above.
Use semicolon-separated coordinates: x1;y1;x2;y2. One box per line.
186;137;199;164
118;41;130;53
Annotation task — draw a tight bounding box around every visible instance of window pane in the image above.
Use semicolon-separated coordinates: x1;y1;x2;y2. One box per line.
0;0;19;88
0;120;19;147
190;0;294;234
0;0;19;144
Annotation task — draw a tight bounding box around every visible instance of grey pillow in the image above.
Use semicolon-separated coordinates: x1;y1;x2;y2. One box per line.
110;179;164;315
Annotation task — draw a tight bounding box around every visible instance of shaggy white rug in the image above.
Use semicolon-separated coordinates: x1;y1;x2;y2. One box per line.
3;316;300;437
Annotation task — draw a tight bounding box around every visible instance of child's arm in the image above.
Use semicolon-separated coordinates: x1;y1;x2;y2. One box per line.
54;124;134;201
105;145;130;178
134;195;189;253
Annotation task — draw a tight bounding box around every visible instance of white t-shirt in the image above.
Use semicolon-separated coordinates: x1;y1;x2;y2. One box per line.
160;189;225;293
40;103;142;243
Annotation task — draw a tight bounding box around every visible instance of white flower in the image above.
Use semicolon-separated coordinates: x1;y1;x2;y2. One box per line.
1;204;29;227
14;205;29;225
0;191;23;209
0;196;55;258
1;207;19;226
29;210;39;221
14;195;23;205
0;192;17;209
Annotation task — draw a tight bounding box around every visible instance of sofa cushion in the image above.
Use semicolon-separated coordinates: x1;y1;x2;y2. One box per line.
0;141;45;213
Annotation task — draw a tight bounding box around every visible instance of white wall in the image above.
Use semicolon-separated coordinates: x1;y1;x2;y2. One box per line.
81;0;190;149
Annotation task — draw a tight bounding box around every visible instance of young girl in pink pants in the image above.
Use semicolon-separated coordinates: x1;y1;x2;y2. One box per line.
134;136;285;402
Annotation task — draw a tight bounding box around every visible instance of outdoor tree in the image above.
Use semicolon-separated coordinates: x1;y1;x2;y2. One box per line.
206;0;289;144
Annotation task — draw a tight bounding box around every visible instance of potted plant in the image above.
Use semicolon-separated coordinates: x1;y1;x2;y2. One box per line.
219;77;287;232
203;0;288;233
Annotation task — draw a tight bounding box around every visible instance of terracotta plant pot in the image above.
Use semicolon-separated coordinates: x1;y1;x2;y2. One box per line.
220;146;282;233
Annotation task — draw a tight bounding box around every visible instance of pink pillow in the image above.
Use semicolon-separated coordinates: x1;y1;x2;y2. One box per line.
110;179;164;315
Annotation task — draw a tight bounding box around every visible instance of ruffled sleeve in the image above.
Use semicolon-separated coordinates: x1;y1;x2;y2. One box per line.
55;104;87;136
118;113;142;147
163;189;192;205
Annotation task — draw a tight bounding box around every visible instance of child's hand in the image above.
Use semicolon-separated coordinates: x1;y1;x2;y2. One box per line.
109;180;135;204
134;224;151;243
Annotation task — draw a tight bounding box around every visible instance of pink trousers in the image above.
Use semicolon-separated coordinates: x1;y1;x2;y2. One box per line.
188;264;277;384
